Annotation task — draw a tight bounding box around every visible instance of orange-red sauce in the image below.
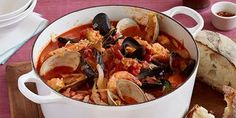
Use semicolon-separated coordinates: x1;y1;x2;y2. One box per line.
217;11;235;17
37;21;191;99
123;96;138;104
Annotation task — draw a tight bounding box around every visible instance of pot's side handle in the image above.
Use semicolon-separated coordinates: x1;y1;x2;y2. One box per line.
162;6;204;38
18;70;64;104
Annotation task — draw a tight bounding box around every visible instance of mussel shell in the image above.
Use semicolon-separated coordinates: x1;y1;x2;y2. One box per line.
92;13;111;36
80;49;105;79
141;79;171;90
80;57;97;79
95;49;105;70
57;37;77;44
120;37;146;60
138;65;171;79
102;28;119;48
182;59;196;77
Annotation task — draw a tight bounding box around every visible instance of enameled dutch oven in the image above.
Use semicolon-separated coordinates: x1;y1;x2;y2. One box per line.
18;5;203;118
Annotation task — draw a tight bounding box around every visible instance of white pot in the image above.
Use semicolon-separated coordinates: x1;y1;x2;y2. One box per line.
18;6;203;118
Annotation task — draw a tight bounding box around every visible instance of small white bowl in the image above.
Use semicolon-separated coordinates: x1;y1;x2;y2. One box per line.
211;1;236;30
0;0;37;37
0;0;36;28
0;0;32;20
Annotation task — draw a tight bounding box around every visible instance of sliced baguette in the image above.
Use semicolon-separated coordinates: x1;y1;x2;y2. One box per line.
196;30;236;92
223;86;236;118
185;104;215;118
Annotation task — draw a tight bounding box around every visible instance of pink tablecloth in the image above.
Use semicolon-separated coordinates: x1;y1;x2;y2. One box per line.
0;0;235;118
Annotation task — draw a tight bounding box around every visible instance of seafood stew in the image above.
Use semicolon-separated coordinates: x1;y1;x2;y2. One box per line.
37;13;196;105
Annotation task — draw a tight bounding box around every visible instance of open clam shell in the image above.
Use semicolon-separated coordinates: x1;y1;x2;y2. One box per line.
40;50;80;76
145;14;159;42
116;79;148;104
107;90;122;106
116;18;139;34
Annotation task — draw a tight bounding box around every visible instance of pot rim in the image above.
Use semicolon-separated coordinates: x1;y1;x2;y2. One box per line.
31;5;199;108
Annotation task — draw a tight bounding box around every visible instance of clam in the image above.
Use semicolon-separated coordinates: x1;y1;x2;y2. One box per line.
116;79;147;104
116;14;160;42
40;50;80;76
116;18;139;34
107;90;122;105
145;13;159;42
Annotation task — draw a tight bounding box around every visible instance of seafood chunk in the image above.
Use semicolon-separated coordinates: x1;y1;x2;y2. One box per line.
61;73;87;90
40;50;80;76
151;42;170;62
86;28;105;52
91;79;107;105
47;78;65;91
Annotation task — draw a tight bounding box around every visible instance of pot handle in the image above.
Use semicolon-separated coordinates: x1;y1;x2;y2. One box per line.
162;6;204;38
18;70;64;104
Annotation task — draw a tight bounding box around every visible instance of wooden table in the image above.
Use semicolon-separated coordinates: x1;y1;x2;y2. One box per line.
0;0;235;118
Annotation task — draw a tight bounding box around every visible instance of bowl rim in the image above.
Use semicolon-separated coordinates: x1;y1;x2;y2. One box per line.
211;1;236;19
31;5;199;108
0;0;33;19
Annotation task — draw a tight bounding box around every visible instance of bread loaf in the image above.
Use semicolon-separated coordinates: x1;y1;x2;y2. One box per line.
196;30;236;92
185;104;215;118
223;86;236;118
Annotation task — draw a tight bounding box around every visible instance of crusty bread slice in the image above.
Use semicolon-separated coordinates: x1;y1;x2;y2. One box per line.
223;86;236;118
195;30;236;92
185;104;215;118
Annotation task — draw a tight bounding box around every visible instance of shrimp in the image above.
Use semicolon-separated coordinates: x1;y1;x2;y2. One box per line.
107;71;142;92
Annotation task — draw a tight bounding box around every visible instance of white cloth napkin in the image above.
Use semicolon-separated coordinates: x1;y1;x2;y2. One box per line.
0;12;48;64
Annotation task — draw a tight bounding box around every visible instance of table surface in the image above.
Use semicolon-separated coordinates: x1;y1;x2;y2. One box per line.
0;0;235;118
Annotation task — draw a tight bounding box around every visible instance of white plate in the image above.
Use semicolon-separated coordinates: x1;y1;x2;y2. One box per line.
0;0;32;20
0;0;37;28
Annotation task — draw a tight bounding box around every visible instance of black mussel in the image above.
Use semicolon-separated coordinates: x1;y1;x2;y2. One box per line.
141;79;171;90
95;49;105;70
169;52;182;70
103;28;117;40
102;28;121;48
182;59;196;77
120;37;146;60
151;59;168;67
80;49;105;79
138;65;170;79
57;37;77;44
80;58;97;79
92;13;111;36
